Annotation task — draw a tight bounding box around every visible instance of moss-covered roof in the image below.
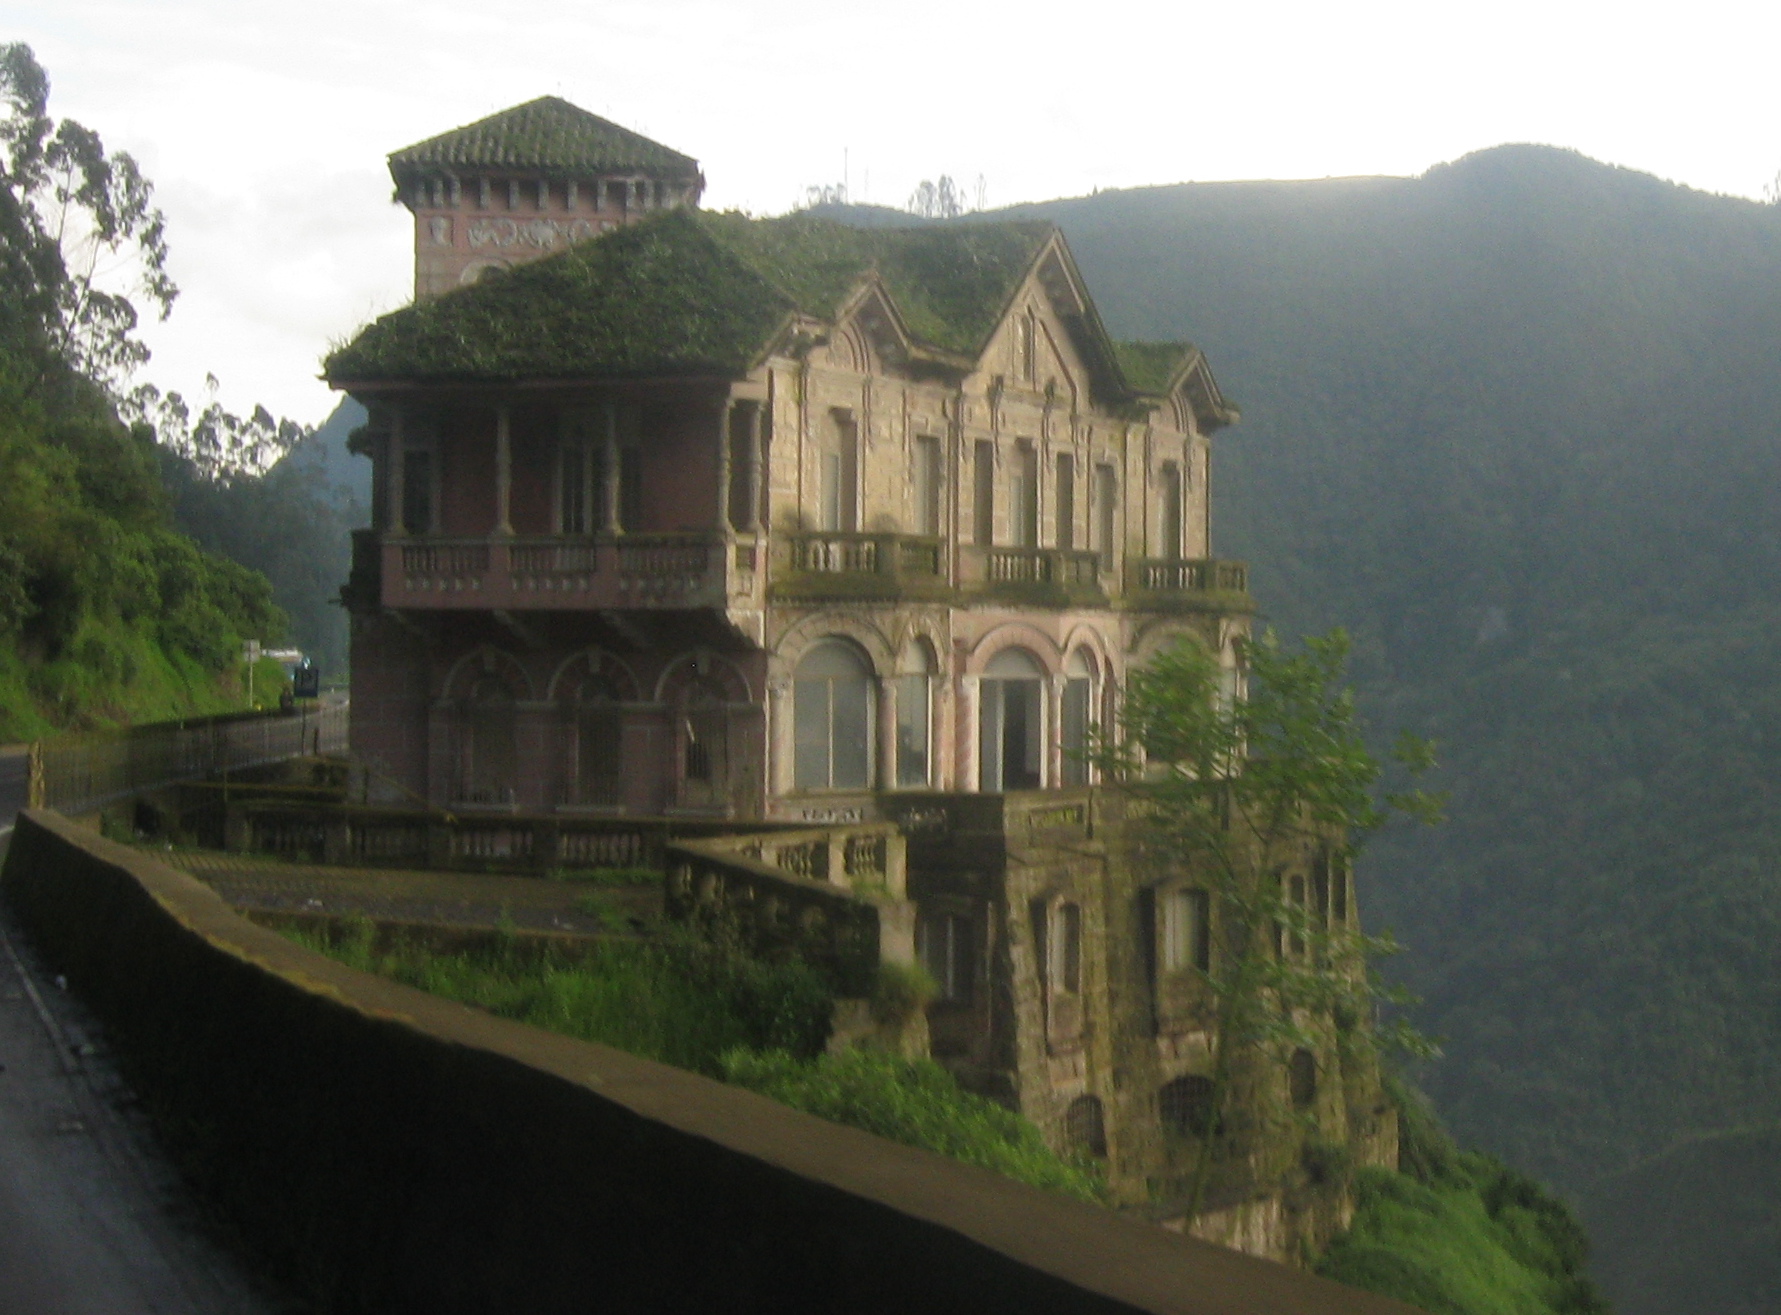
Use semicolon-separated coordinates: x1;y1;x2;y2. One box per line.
388;96;700;185
1112;340;1196;394
325;209;1055;384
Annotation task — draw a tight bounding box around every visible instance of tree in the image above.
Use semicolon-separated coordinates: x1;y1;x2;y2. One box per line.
0;42;175;391
1101;629;1441;1219
908;175;965;219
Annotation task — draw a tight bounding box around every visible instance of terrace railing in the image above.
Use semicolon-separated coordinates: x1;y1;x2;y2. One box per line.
30;702;349;816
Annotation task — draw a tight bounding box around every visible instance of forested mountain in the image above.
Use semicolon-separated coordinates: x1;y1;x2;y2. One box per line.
980;146;1781;1314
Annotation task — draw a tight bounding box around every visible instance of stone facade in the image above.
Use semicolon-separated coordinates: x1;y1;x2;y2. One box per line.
333;100;1391;1263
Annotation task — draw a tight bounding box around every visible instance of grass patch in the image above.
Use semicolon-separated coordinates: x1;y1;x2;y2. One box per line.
721;1048;1102;1202
287;920;830;1075
286;921;1098;1202
1317;1080;1608;1315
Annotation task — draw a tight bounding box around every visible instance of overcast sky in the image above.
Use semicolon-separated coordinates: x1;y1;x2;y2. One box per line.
9;0;1781;426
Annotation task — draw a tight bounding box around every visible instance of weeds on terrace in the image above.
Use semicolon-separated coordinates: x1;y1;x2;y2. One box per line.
287;919;831;1075
722;1048;1103;1201
288;920;1098;1200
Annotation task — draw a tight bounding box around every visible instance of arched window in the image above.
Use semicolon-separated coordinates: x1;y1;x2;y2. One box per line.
1064;1095;1107;1158
1160;1075;1217;1138
575;675;624;806
1290;1048;1318;1110
681;677;730;805
980;647;1044;792
462;673;516;805
1061;648;1095;786
794;641;874;790
895;641;934;789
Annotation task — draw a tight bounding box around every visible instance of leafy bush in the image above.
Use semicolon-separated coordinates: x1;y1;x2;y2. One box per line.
719;1048;1102;1202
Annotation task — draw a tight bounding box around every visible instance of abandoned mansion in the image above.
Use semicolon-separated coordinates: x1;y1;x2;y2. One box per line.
329;97;1395;1254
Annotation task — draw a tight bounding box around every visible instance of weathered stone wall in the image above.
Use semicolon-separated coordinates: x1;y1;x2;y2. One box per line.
1;809;1418;1315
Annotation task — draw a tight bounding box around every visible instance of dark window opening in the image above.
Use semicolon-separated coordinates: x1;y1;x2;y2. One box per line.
1160;1075;1217;1138
918;912;974;1004
973;441;995;546
1290;1048;1317;1110
1064;1095;1107;1158
402;448;434;534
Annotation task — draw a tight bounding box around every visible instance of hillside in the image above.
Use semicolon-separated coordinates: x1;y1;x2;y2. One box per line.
967;146;1781;1310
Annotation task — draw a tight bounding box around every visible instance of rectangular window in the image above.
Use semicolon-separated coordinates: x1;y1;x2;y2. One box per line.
1054;452;1075;550
820;411;859;533
895;674;930;788
402;448;434;534
973;441;995;546
1061;677;1090;787
619;445;644;531
1012;444;1038;547
918;913;973;1003
1094;463;1116;567
1162;888;1211;973
1056;903;1082;994
913;435;942;536
1160;460;1183;560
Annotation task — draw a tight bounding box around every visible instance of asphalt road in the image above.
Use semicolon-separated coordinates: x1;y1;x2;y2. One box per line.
0;748;291;1314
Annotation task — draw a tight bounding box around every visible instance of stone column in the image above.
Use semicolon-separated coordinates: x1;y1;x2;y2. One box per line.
386;409;406;536
877;677;898;791
494;403;513;535
745;402;764;533
958;675;980;793
767;675;795;800
716;399;734;532
600;403;623;534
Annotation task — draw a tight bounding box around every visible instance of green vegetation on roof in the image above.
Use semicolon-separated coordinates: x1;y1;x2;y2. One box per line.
388;96;699;182
325;209;1056;384
1112;339;1195;394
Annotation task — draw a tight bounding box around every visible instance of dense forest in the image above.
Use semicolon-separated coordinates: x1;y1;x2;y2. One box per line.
989;147;1781;1314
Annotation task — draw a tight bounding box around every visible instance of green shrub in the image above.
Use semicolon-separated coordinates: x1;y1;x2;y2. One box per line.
870;959;937;1026
719;1048;1102;1202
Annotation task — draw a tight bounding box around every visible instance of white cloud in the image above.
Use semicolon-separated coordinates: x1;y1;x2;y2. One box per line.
7;0;1779;424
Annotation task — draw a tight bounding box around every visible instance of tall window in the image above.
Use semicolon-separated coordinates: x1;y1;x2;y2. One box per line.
1094;463;1117;568
794;640;873;790
462;674;515;804
1161;888;1211;973
895;642;933;789
575;680;623;806
918;912;973;1003
912;435;942;536
979;647;1044;791
1011;443;1039;547
402;446;434;534
618;443;644;531
820;410;859;533
1054;452;1075;550
1064;1094;1106;1158
973;441;995;545
1159;460;1183;560
1054;902;1082;994
1160;1076;1216;1138
1061;649;1094;787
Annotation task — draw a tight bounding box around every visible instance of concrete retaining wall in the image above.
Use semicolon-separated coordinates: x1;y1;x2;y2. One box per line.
0;810;1416;1315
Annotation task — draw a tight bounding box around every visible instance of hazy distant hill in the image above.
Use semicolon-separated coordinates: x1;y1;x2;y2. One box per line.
825;146;1781;1311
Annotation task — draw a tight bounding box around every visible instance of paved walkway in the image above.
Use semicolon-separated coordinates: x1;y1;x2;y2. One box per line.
165;850;661;938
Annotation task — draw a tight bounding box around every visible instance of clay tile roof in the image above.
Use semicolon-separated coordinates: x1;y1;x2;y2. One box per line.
387;96;700;184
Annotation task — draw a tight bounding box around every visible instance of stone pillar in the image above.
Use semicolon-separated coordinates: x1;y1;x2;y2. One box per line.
602;403;622;533
958;675;980;793
745;402;764;533
386;409;406;536
494;403;513;535
1048;673;1067;790
716;399;734;532
877;678;898;791
768;675;795;800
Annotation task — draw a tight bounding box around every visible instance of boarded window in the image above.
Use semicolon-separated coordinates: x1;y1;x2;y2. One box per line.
913;435;942;536
1161;888;1211;973
1160;1075;1217;1138
917;912;974;1003
1064;1095;1107;1157
973;441;996;546
1290;1048;1318;1109
1094;463;1116;567
1055;451;1075;550
1011;443;1039;547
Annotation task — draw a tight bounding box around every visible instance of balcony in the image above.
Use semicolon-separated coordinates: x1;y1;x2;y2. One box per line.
366;532;749;612
957;545;1107;605
1124;557;1252;611
770;532;951;603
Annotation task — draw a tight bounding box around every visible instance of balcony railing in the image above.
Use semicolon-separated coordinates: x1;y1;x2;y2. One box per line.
957;545;1106;600
371;532;738;612
1128;557;1249;599
772;533;949;601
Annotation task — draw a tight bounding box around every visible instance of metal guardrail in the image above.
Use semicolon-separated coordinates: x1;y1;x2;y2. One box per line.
28;702;349;815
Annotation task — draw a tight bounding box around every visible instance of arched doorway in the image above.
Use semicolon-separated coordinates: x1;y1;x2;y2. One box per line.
462;672;517;805
794;640;874;790
980;647;1044;792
